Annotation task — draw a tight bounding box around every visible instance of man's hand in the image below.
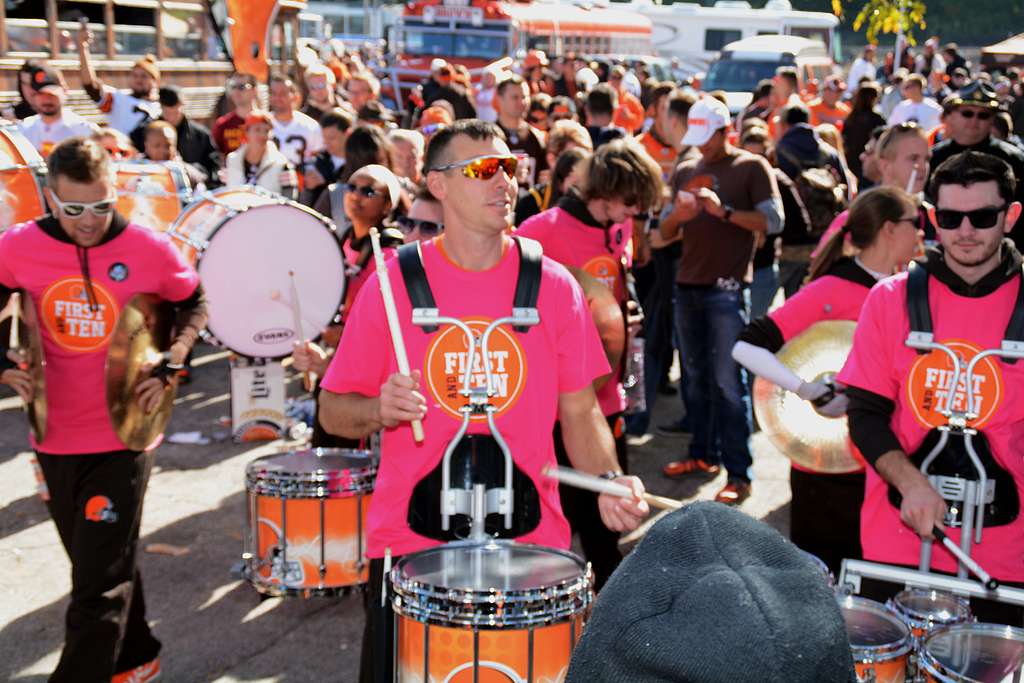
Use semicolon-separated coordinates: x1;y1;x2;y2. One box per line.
597;475;649;532
134;342;189;414
695;187;725;218
77;21;93;52
814;392;849;418
304;167;326;190
796;379;831;402
671;190;700;222
292;340;330;376
900;475;948;536
377;370;427;428
1;350;32;402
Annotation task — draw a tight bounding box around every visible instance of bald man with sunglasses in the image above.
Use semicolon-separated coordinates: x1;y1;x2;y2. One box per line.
0;137;207;682
318;120;648;683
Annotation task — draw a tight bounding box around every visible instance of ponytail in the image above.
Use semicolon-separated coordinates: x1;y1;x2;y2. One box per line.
807;220;849;282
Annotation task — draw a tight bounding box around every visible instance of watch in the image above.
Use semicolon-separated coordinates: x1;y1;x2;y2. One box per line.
722;206;734;222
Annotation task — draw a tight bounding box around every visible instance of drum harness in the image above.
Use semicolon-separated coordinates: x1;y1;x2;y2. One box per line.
895;261;1024;577
398;236;542;543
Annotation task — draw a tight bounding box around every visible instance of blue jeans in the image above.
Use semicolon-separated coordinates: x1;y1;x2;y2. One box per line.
674;284;753;483
749;264;779;320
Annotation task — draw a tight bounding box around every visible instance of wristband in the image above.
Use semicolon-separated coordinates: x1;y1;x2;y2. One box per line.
599;470;624;480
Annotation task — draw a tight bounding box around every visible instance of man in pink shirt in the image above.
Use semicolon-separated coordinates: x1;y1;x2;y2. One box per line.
840;151;1024;624
0;137;207;683
318;120;648;683
518;137;662;587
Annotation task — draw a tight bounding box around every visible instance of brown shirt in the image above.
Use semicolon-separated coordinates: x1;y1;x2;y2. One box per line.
671;148;778;286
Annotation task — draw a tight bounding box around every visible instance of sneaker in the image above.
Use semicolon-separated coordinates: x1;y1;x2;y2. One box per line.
656;419;691;436
112;657;161;683
714;481;752;506
663;459;721;477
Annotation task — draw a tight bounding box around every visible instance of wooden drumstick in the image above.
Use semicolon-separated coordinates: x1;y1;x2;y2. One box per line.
288;271;315;392
544;465;682;511
933;526;1000;591
369;227;424;443
9;292;20;351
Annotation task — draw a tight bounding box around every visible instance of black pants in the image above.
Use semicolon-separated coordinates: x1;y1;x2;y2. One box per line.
789;467;864;577
554;413;628;592
359;557;394;683
36;449;161;683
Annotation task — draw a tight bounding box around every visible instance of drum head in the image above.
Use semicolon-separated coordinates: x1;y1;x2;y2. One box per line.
839;596;910;650
249;448;376;475
923;624;1024;682
198;202;346;358
246;448;376;496
114;161;191;232
894;589;971;625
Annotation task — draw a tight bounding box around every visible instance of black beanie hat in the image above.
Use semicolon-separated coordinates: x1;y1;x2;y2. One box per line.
566;502;857;683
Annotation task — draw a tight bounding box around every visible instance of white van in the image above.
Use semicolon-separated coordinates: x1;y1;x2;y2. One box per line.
701;34;836;115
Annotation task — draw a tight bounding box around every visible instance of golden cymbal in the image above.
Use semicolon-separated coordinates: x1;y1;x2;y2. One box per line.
0;292;47;441
105;294;176;451
567;266;625;389
751;320;861;474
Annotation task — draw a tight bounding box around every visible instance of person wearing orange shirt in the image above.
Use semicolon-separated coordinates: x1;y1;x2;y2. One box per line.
637;88;694;181
809;76;852;129
609;66;645;134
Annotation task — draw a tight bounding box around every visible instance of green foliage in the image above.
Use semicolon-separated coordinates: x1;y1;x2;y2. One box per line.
830;0;927;45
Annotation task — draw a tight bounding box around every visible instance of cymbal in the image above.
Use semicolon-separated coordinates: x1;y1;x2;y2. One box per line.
751;320;861;474
567;266;625;389
105;294;176;451
0;292;47;441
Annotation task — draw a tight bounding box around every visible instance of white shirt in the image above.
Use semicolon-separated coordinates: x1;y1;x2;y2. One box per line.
847;58;877;89
98;86;161;135
19;110;97;156
271;111;323;169
888;98;944;131
475;87;498;123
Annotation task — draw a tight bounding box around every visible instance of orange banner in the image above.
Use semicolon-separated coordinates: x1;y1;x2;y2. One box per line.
226;0;279;81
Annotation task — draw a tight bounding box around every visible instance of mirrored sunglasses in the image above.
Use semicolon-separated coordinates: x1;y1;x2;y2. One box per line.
429;154;518;180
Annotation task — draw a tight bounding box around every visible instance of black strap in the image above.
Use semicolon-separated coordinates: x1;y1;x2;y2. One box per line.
511;236;542;332
906;261;933;345
1002;270;1024;364
397;242;438;333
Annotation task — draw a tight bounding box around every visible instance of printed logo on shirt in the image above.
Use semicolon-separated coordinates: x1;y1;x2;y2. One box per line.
108;262;129;282
683;174;718;194
40;277;120;352
84;495;118;523
582;255;620;293
905;339;1004;429
423;317;527;421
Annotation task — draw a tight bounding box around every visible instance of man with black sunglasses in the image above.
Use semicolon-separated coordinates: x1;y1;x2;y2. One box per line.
839;151;1024;624
930;82;1024;248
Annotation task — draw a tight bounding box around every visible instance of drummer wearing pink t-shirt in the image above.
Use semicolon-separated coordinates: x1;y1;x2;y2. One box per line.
318;120;649;683
839;151;1024;624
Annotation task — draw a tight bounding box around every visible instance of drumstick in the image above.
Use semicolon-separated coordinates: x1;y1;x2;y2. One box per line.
933;526;999;591
9;292;20;350
288;271;315;392
906;166;918;195
544;465;682;511
369;227;424;443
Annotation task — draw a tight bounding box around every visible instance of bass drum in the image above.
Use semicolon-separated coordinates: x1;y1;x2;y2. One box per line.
168;186;346;358
114;160;192;233
0;124;47;230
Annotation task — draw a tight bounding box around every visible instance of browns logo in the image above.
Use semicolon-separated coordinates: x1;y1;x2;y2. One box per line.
906;339;1004;429
683;174;717;194
582;255;620;294
40;277;120;352
424;317;527;421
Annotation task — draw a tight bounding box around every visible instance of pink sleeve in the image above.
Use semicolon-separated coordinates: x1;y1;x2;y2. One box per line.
551;267;611;394
0;229;19;289
321;271;391;397
836;281;900;399
154;234;201;302
810;210;849;259
768;277;830;342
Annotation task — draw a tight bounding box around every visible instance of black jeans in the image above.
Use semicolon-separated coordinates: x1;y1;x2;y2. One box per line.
36;449;160;682
359;557;395;683
790;467;865;576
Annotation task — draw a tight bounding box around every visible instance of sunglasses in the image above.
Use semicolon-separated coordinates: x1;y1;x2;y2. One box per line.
49;193;116;218
396;215;443;236
229;82;253;91
935;205;1007;230
343;183;381;198
958;109;994;120
430;154;518;180
528;115;547;125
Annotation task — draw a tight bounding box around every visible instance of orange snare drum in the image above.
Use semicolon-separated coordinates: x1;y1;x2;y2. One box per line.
243;448;376;596
888;588;972;646
838;595;912;683
0;124;46;230
392;541;593;683
114;161;191;233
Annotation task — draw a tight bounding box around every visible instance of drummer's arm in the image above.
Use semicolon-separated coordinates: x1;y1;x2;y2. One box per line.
0;283;16;372
168;283;208;364
320;371;427;439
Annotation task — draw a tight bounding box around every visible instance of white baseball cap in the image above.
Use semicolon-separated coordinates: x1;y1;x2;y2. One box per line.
430;58;448;73
681;96;732;147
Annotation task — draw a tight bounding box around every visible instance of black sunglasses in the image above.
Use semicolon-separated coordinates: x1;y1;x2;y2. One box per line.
396;215;443;235
343;183;380;198
935;205;1007;230
959;109;994;120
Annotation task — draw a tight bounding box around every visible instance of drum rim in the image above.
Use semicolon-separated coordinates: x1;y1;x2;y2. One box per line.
114;159;194;206
838;595;913;661
0;124;47;219
890;588;972;626
921;622;1024;682
172;186;347;360
246;448;377;496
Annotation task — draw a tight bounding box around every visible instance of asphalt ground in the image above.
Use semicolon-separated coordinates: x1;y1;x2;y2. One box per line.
0;343;792;682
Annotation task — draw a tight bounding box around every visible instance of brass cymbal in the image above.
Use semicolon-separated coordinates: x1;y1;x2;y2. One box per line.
0;292;47;441
751;320;861;474
105;294;176;451
567;266;625;389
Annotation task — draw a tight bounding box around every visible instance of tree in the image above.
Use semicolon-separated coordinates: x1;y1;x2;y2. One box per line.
831;0;927;45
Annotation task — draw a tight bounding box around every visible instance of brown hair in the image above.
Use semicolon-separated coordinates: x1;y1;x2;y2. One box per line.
547;119;593;157
807;186;915;281
578;137;663;211
876;122;927;159
144;120;177;141
47;137;113;185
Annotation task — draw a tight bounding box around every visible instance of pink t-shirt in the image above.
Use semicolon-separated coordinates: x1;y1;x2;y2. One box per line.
517;207;631;416
838;272;1024;580
0;219;200;454
321;236;610;559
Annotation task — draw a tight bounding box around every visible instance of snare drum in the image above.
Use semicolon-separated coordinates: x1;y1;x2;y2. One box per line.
243;448;376;596
114;160;191;233
392;541;593;683
839;595;912;683
169;186;346;358
919;623;1024;682
889;589;972;645
0;124;46;230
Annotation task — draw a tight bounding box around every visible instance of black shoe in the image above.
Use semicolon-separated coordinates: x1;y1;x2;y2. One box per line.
656;420;691;436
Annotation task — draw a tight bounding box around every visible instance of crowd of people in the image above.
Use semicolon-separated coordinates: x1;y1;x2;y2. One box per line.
6;23;1024;683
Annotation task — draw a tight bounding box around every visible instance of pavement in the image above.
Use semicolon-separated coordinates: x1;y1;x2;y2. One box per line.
0;343;793;682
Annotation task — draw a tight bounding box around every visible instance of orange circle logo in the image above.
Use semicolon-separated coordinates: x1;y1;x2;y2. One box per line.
424;317;527;421
582;254;620;295
40;277;120;352
906;339;1004;429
